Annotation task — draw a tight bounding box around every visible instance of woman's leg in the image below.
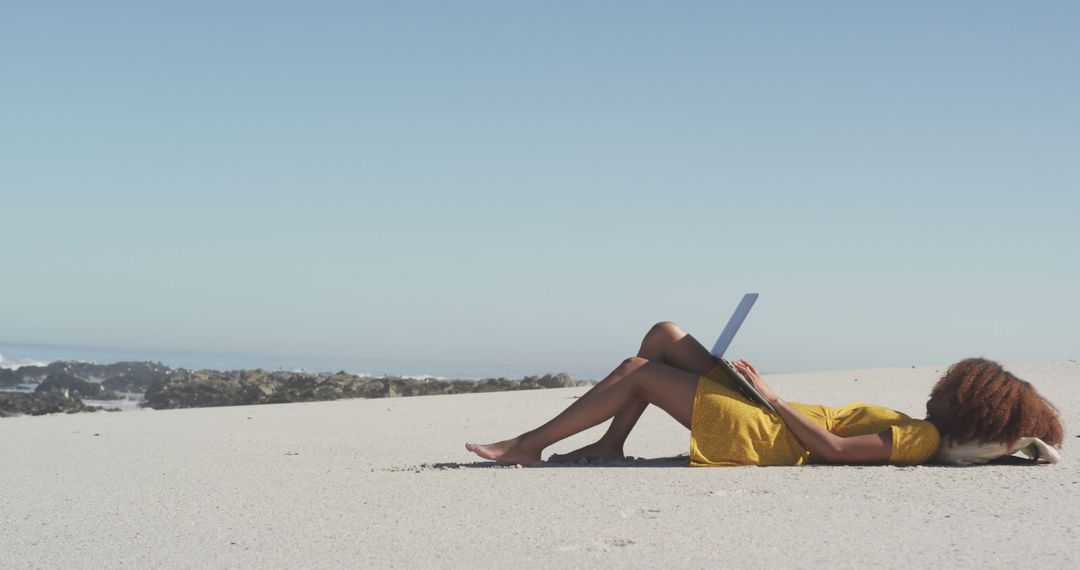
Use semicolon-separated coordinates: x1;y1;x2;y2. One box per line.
465;356;700;466
549;321;718;462
638;321;720;376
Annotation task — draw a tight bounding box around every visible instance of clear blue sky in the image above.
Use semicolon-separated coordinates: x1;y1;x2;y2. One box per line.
2;2;1078;378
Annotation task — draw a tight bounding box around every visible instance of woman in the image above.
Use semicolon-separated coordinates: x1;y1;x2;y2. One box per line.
465;321;1063;466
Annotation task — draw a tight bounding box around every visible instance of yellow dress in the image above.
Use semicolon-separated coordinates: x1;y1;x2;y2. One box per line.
689;363;941;467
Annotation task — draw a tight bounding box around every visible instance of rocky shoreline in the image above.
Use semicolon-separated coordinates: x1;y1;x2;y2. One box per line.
0;361;593;417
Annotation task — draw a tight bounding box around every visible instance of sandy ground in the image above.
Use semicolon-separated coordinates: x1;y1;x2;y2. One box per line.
2;361;1078;569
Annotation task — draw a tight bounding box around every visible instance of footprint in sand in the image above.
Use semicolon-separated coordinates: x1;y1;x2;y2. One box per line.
619;507;662;519
556;537;636;552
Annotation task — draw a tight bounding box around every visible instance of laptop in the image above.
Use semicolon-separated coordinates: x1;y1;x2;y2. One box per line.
709;293;776;414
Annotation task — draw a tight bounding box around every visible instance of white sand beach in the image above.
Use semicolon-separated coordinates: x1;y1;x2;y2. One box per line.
2;361;1077;568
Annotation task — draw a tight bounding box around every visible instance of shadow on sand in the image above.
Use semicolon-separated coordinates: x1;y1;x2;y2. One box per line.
386;455;691;471
385;453;1047;472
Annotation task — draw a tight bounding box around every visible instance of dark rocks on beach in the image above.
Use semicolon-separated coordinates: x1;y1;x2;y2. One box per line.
527;372;576;389
36;373;123;400
0;361;171;418
140;369;589;410
0;391;103;417
102;371;164;393
2;359;591;414
0;367;18;387
9;361;175;388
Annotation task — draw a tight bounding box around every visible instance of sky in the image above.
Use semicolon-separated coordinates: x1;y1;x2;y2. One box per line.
2;2;1078;378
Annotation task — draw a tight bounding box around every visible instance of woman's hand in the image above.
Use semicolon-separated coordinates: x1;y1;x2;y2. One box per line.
732;359;894;463
732;359;781;404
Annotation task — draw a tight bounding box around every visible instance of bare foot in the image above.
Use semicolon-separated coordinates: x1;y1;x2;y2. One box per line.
465;436;542;466
548;440;625;464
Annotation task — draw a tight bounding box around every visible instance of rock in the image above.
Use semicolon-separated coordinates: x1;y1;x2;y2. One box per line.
12;360;175;388
36;373;122;400
313;384;342;400
0;367;18;387
5;358;596;416
531;373;575;389
136;367;593;410
102;372;161;393
0;391;102;417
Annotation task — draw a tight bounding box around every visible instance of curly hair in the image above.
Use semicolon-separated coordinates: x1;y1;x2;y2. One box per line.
929;358;1063;447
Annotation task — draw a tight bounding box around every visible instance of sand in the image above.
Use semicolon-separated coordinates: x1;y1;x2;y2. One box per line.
2;361;1078;568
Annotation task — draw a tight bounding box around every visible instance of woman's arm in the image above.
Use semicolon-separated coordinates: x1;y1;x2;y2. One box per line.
732;359;893;464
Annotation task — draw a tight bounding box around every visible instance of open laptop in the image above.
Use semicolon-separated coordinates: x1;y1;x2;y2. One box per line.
708;293;776;414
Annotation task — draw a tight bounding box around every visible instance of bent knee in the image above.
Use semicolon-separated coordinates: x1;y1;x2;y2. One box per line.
619;356;649;371
648;321;685;341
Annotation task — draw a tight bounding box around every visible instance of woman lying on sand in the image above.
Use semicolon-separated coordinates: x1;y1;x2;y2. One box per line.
466;322;1063;466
